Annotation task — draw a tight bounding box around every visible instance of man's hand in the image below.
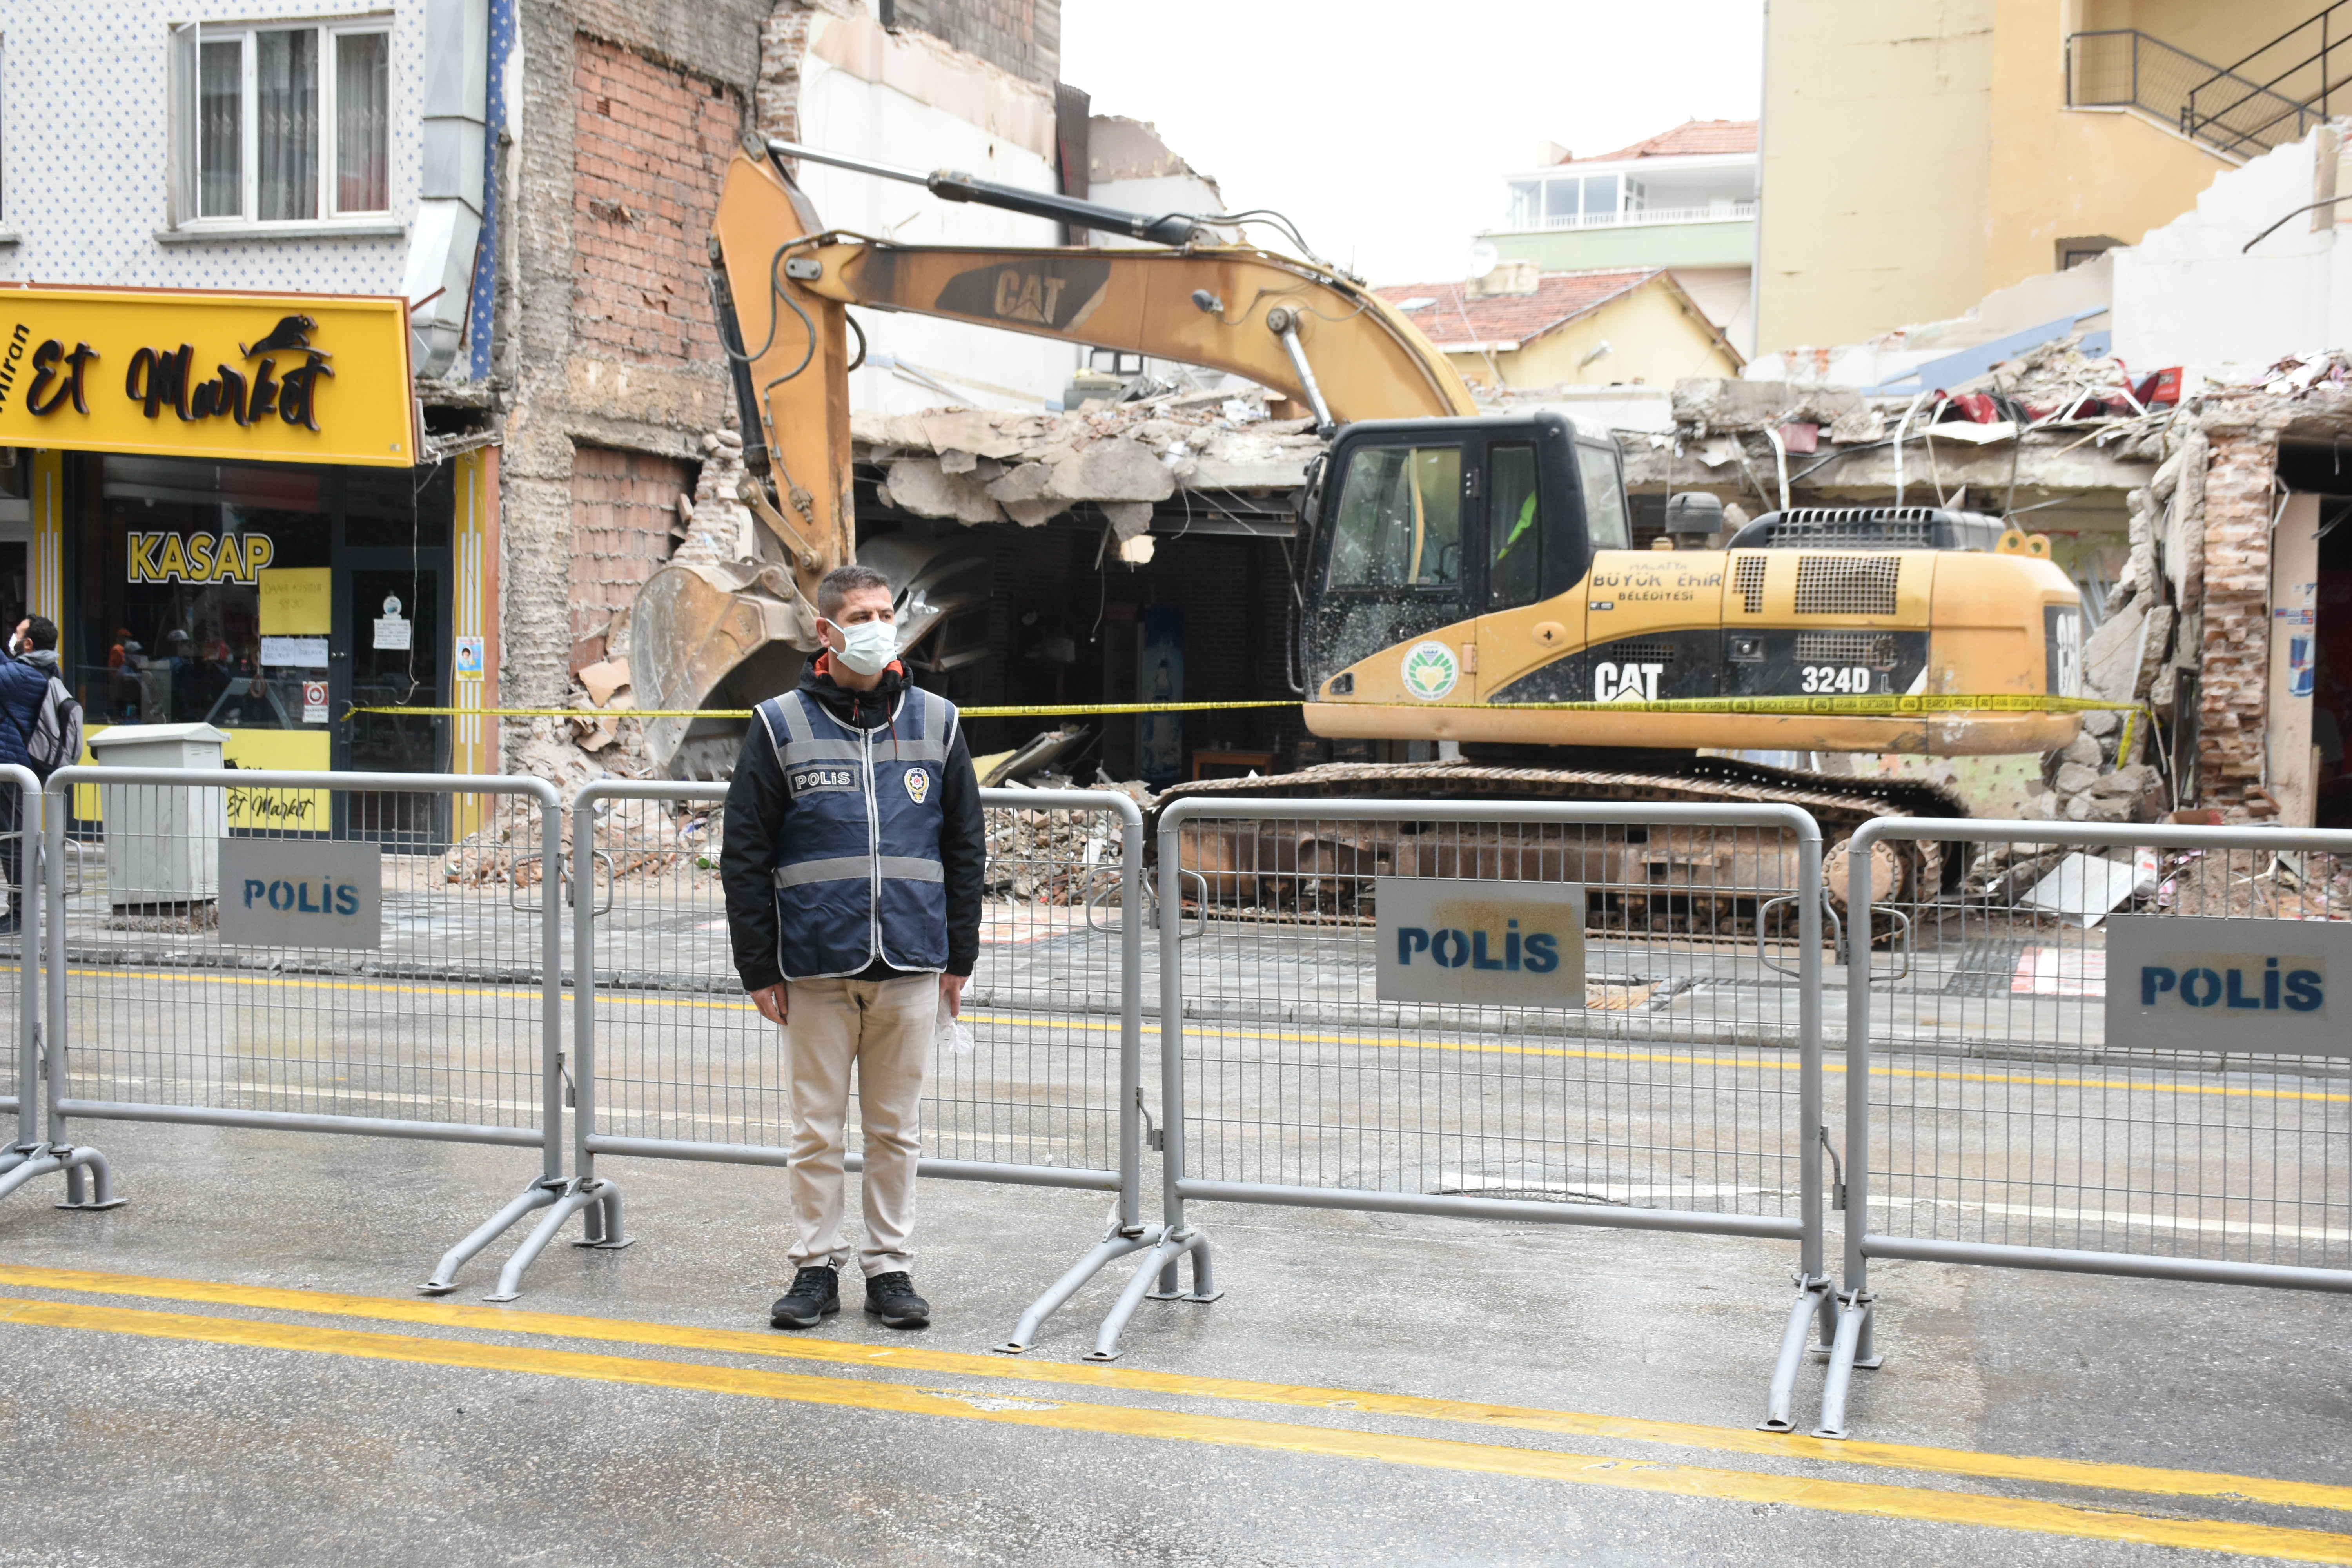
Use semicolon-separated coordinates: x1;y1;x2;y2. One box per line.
940;973;967;1018
750;982;788;1026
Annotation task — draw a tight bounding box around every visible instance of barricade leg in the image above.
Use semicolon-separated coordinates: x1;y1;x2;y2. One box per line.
487;1179;620;1302
419;1179;566;1295
1759;1273;1834;1432
1813;1290;1880;1439
570;1179;632;1250
54;1145;122;1209
995;1223;1165;1354
0;1143;124;1210
1;790;122;1216
1089;1226;1216;1362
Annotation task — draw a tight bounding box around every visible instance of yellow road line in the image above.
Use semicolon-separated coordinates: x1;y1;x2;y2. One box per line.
66;966;543;1005
0;1263;2343;1516
1;1294;2343;1560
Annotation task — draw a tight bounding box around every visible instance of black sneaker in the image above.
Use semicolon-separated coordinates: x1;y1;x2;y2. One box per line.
863;1271;930;1329
769;1265;840;1329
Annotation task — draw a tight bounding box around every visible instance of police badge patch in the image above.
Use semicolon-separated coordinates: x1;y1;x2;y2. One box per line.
904;768;931;805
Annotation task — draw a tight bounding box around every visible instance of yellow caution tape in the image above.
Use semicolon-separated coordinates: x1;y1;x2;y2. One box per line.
346;700;1299;720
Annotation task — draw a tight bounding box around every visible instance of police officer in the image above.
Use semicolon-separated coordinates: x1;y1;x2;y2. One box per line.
723;564;984;1331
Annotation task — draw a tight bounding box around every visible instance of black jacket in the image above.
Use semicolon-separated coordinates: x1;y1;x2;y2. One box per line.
722;657;985;991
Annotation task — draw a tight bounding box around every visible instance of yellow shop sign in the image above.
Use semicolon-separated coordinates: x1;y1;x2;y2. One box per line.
0;287;416;466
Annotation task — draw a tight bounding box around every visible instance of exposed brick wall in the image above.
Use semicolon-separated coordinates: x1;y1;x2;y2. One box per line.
572;34;742;365
2194;430;2280;818
887;0;1058;87
572;445;697;646
756;4;814;142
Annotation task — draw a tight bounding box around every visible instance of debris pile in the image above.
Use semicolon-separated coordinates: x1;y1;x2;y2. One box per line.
980;793;1152;904
444;792;717;889
1961;843;2346;921
853;390;1322;541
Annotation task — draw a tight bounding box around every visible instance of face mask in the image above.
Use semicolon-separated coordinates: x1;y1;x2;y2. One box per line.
826;617;897;677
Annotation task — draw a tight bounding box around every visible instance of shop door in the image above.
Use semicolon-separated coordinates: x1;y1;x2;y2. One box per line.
334;563;449;840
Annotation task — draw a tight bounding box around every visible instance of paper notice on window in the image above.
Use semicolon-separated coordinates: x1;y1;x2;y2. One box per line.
261;635;329;668
302;681;330;724
373;615;411;651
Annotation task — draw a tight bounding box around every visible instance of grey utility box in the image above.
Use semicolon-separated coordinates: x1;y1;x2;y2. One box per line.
86;723;230;907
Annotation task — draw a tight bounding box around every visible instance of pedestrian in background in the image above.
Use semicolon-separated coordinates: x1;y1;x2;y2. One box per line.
722;564;984;1331
0;617;67;935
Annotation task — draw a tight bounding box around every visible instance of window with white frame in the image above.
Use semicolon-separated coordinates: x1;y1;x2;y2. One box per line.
169;16;390;226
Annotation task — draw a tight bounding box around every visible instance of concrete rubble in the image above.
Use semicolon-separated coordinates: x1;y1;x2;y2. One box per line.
852;388;1323;538
445;791;715;890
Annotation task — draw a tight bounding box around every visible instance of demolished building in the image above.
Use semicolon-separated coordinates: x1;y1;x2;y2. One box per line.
1641;121;2352;828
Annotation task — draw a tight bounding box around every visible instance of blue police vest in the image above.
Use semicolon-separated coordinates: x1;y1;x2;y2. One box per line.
756;685;958;980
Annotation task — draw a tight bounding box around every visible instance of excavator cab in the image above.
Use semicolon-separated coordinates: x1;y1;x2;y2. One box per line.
1301;412;1623;707
1299;410;2086;759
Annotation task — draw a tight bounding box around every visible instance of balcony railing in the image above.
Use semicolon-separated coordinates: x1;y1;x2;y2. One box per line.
1493;201;1756;234
2067;29;2321;158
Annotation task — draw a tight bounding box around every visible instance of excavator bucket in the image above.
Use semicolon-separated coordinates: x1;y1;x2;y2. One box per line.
634;559;811;779
635;534;995;778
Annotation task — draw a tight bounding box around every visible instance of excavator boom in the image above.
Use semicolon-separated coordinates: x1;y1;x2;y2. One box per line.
638;141;1475;771
637;138;2082;893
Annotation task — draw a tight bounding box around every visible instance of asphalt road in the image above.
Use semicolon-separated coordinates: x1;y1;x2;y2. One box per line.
1;852;2345;1564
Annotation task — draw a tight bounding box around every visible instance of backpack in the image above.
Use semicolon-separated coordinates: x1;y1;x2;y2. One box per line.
25;675;82;782
2;671;81;782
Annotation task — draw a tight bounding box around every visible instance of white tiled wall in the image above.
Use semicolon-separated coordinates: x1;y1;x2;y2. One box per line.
1;0;426;293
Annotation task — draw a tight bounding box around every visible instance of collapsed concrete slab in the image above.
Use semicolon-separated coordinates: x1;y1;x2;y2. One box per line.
849;391;1325;533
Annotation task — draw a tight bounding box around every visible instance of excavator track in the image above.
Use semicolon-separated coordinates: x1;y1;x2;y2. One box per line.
1149;757;1964;915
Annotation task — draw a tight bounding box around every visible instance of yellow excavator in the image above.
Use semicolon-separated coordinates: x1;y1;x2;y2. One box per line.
636;138;2084;892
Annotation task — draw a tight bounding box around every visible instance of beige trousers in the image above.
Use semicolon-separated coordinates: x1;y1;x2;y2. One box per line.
782;974;938;1277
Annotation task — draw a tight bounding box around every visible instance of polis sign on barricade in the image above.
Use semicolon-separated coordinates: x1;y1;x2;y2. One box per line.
218;839;383;950
0;288;416;466
1375;876;1587;1006
2106;914;2348;1053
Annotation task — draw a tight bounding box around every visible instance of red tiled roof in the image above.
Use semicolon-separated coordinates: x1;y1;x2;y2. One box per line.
1564;119;1757;165
1374;269;1663;349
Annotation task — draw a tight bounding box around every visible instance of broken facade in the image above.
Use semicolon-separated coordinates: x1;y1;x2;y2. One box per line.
1636;349;2352;827
488;0;1078;774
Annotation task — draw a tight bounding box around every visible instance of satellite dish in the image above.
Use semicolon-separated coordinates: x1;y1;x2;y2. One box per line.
1466;241;1500;280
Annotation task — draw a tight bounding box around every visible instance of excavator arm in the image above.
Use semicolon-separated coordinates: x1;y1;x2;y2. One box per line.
635;142;1475;773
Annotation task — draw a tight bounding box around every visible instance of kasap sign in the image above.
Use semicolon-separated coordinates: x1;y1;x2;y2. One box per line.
2105;914;2350;1055
1376;876;1586;1007
218;839;382;951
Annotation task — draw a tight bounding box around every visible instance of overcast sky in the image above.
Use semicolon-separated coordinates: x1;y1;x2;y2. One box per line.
1059;1;1764;287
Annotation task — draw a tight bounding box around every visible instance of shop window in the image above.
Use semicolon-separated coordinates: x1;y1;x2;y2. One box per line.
347;464;451;548
79;457;332;731
168;19;391;227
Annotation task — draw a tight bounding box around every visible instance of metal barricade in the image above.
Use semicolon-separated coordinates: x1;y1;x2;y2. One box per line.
1823;817;2352;1438
568;781;1148;1344
0;763;119;1210
37;766;572;1295
1117;797;1831;1414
